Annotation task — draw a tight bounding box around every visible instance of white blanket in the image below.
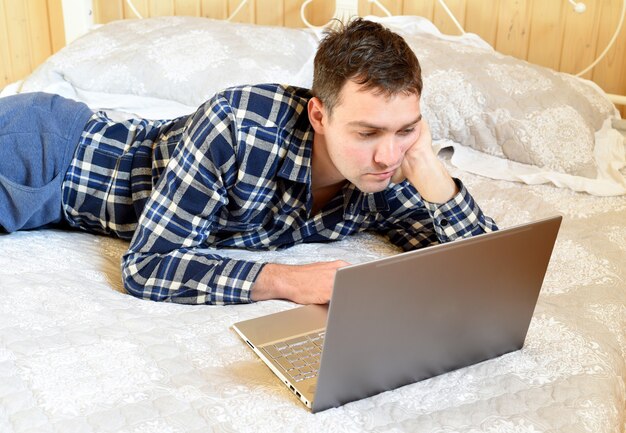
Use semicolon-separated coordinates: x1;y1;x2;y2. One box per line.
1;158;624;433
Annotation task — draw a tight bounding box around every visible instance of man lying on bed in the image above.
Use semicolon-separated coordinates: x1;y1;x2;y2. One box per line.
0;18;497;305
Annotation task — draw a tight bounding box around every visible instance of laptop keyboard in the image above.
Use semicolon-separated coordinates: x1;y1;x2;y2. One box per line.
262;330;325;382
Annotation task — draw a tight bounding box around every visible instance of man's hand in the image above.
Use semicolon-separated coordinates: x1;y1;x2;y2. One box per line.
251;260;350;304
391;119;458;204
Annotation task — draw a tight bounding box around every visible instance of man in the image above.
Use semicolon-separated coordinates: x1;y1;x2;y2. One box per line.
0;18;497;305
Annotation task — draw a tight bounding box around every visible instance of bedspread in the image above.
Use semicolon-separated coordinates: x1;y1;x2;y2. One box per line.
1;156;624;433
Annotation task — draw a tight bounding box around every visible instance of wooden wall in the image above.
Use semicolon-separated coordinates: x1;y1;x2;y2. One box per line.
0;0;65;88
1;0;626;115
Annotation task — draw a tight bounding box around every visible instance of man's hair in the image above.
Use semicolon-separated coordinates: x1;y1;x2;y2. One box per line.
312;18;422;116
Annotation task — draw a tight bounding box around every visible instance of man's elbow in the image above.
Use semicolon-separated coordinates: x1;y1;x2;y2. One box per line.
121;254;163;302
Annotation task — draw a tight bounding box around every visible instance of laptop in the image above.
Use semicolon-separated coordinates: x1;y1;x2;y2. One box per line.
232;215;562;412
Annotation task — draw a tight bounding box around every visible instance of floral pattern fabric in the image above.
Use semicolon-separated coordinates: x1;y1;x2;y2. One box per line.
0;156;624;433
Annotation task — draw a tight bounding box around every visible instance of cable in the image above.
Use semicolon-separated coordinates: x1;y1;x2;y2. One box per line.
125;0;143;19
369;0;392;18
567;0;587;13
227;0;248;21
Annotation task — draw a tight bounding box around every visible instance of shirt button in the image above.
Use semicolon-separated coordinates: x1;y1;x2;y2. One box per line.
440;218;449;226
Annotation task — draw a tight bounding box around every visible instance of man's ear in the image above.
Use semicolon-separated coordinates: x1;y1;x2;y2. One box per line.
308;97;326;134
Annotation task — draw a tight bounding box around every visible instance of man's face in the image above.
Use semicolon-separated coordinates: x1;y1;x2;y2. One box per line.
315;80;422;193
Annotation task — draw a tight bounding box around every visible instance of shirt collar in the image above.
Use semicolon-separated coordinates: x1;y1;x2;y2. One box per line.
276;93;314;185
273;88;389;214
342;184;390;218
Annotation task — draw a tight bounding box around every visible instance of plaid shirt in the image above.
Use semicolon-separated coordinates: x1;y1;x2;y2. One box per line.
62;84;498;305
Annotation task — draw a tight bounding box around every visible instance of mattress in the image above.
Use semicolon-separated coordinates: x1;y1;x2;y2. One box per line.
1;156;624;432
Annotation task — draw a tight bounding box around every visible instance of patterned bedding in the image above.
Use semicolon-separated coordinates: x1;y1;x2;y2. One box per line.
1;156;624;433
1;14;625;433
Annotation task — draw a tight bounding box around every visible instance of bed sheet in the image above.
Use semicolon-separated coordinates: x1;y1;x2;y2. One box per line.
1;156;624;433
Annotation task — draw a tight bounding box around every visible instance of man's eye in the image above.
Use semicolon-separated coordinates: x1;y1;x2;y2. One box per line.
358;131;376;138
398;128;415;136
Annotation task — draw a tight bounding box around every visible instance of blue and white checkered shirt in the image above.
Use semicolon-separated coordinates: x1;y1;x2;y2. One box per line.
62;84;498;305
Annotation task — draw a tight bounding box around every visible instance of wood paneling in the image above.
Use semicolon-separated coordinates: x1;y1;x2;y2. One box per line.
0;0;11;85
150;0;175;16
227;0;252;23
5;1;33;81
434;0;467;35
124;0;149;18
1;0;625;115
527;0;565;70
256;0;283;25
0;0;63;89
593;0;626;105
201;0;228;19
560;0;602;79
465;0;500;46
93;0;124;23
403;0;435;20
284;0;304;26
378;0;404;16
26;0;54;68
175;0;201;15
47;0;66;52
495;0;533;59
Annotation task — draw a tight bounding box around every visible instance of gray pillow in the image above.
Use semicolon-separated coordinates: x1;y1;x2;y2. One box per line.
22;16;318;107
404;32;618;179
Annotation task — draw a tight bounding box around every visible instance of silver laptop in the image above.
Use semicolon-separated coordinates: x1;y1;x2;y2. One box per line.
233;215;562;412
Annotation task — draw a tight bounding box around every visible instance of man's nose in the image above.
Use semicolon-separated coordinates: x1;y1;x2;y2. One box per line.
373;136;401;168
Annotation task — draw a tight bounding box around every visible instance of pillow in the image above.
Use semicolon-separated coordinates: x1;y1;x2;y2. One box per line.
412;33;617;176
21;15;625;195
21;16;318;107
367;16;625;195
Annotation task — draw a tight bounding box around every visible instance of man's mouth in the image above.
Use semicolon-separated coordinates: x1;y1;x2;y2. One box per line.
369;170;395;180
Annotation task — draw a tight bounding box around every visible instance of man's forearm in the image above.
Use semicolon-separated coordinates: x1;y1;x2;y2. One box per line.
404;148;458;204
122;248;263;304
251;260;349;304
398;120;458;204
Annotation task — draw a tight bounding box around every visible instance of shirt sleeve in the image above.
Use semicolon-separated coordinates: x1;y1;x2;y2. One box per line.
382;178;499;251
121;95;266;305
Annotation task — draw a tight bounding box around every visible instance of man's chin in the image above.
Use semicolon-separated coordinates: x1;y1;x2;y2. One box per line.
354;178;392;194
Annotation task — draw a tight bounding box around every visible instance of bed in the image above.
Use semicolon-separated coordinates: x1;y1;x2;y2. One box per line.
0;6;625;433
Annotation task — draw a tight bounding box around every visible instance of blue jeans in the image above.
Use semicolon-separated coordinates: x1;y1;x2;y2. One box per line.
0;92;93;232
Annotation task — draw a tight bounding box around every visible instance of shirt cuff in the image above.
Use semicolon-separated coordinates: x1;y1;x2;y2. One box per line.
209;259;267;304
421;178;483;242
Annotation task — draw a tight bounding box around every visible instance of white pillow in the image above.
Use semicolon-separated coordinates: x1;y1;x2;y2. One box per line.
368;16;626;195
22;16;318;107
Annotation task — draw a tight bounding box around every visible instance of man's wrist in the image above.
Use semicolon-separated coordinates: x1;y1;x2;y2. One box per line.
251;263;290;301
404;149;458;204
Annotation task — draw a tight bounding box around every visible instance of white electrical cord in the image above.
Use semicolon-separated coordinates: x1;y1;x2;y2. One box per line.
125;0;143;19
227;0;248;21
567;0;587;13
368;0;392;18
300;0;391;30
